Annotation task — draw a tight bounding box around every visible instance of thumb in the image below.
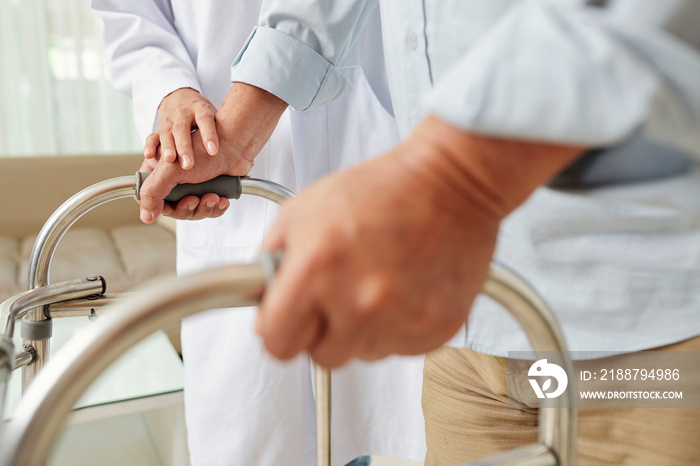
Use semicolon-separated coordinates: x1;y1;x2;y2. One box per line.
138;165;177;223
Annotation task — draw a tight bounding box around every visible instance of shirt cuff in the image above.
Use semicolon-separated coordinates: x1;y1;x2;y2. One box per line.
230;26;352;112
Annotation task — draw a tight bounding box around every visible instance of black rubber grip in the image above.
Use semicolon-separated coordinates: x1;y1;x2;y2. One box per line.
136;172;242;202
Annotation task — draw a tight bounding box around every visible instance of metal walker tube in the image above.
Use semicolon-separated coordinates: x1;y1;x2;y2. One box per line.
22;175;294;390
0;278;106;426
2;261;269;465
1;259;576;466
23;176;136;391
11;174;576;466
470;265;577;466
16;174;338;464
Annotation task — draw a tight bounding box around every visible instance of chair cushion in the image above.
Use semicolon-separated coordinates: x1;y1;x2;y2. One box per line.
1;224;175;302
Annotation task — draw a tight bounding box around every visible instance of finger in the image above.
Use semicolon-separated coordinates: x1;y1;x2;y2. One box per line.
162;203;174;217
159;131;177;164
144;133;160;159
383;301;465;357
307;315;365;368
140;204;164;224
256;253;323;360
168;196;201;220
195;112;219;156
172;120;194;169
305;274;372;367
138;166;177;223
189;193;220;220
208;198;230;219
139;157;156;173
354;306;405;362
184;198;230;220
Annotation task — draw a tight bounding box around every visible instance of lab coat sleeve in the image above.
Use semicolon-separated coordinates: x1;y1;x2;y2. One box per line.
427;0;700;159
90;0;201;140
230;0;378;111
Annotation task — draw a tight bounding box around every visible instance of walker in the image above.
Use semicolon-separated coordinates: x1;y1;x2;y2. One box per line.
0;173;576;465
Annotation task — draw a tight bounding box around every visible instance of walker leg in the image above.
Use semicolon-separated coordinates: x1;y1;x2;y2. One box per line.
315;364;332;466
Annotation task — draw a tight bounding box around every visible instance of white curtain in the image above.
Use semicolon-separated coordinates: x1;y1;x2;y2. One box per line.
0;0;141;157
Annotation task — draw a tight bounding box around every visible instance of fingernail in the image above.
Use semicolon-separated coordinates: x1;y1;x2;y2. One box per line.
207;141;217;155
206;200;216;208
164;149;175;161
181;154;192;169
188;203;196;211
140;210;152;223
144;148;151;157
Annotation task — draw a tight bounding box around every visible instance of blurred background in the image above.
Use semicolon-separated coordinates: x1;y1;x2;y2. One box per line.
0;3;182;466
0;0;141;157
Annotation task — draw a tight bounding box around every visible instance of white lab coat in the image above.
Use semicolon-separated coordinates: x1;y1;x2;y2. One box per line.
91;1;426;465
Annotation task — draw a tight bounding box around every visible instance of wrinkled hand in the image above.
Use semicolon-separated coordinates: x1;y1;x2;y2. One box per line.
138;128;249;223
256;116;584;368
139;153;229;221
138;83;288;224
258;149;499;368
144;88;219;169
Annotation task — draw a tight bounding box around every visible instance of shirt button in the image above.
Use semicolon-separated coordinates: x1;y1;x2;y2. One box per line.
405;30;418;50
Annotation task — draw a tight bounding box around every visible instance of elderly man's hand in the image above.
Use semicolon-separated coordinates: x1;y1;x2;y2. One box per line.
257;116;584;368
137;83;288;223
138;155;230;221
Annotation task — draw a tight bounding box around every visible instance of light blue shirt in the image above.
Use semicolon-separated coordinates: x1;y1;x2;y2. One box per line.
231;0;700;356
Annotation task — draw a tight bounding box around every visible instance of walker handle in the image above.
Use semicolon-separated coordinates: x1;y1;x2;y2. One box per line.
135;171;242;203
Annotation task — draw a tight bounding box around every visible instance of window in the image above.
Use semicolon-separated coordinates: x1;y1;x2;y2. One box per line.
0;0;141;156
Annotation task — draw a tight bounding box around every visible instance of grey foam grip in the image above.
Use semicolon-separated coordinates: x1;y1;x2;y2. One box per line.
136;172;242;202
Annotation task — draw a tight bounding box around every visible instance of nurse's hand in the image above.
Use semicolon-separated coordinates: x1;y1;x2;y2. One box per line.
257;116;584;368
144;88;219;170
138;83;288;224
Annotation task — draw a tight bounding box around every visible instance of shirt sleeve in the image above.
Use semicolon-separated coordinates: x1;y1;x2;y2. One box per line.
230;0;378;111
90;0;202;140
427;0;700;159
